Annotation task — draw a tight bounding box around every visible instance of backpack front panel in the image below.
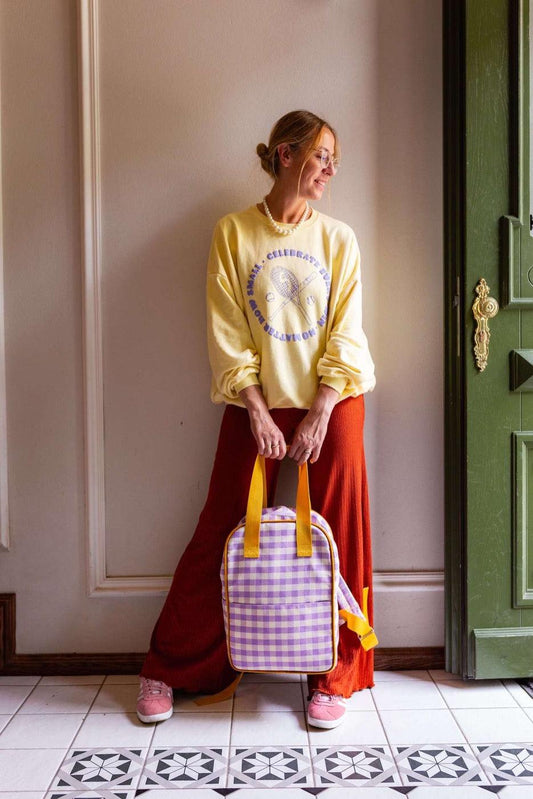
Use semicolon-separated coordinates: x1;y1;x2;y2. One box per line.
222;506;339;673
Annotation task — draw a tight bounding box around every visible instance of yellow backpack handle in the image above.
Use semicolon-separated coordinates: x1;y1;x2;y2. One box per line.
243;454;312;558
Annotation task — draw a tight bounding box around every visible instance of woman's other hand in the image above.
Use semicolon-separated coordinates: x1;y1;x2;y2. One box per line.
239;385;287;460
288;384;339;465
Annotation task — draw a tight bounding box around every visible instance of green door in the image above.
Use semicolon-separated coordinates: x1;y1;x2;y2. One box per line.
445;0;533;678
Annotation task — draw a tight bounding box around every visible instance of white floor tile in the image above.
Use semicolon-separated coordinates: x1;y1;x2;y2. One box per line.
73;712;155;747
0;676;41;686
0;749;65;790
233;681;303;711
39;675;105;685
89;683;138;713
0;793;46;799
346;687;375;711
373;669;432;682
0;713;84;748
452;707;533;743
378;708;466;745
241;671;303;683
372;679;446;710
103;674;140;684
172;693;233;713
0;686;36;714
152;711;232;746
18;684;99;714
307;709;387;746
231;710;308;745
436;679;517;708
428;669;464;682
429;669;463;682
0;716;10;733
504;680;533;707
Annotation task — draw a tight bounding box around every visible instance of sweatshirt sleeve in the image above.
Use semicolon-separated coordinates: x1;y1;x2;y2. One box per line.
206;220;261;401
317;231;376;397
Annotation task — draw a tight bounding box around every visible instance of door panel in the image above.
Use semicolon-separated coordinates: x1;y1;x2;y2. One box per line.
445;0;533;678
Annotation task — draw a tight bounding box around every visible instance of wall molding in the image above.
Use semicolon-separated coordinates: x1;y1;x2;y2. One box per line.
0;648;446;677
78;0;447;600
0;56;9;551
0;594;16;668
374;570;443;592
81;570;446;599
79;0;109;595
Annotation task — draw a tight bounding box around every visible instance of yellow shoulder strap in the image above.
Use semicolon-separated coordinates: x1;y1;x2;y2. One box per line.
339;586;379;651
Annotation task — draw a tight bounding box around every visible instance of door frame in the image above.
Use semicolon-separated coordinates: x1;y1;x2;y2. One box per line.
443;0;468;677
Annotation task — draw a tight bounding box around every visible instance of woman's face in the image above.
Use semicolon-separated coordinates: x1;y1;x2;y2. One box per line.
293;127;337;201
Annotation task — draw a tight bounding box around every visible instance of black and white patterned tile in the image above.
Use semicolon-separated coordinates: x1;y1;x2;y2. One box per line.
474;744;533;784
394;744;486;785
228;745;313;787
139;747;228;789
312;745;401;787
47;791;135;799
51;749;145;792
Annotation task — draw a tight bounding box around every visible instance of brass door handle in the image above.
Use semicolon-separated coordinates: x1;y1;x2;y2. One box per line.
472;278;499;371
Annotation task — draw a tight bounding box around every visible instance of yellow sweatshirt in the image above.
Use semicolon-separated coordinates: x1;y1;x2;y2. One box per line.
206;204;375;409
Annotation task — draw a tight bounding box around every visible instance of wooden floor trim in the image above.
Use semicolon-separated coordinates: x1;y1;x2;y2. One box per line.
0;648;445;676
0;593;445;675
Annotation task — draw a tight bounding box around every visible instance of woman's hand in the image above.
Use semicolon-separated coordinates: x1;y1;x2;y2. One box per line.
288;384;339;465
239;385;287;460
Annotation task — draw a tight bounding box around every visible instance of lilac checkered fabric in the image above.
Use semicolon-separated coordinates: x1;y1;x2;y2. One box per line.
221;506;365;673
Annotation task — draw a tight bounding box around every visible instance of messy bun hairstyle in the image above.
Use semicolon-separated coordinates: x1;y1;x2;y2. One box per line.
257;110;338;180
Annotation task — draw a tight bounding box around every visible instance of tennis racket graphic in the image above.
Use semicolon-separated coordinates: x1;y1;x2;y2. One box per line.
270;266;315;325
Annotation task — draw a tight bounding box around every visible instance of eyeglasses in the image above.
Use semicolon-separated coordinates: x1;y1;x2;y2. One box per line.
315;148;340;172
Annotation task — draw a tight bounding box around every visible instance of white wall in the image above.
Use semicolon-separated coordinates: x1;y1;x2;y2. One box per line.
0;0;443;653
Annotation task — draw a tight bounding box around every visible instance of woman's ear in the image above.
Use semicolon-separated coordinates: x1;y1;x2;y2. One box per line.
277;143;293;169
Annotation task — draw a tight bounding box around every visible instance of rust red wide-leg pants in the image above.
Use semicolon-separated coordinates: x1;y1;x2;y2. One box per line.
141;395;374;698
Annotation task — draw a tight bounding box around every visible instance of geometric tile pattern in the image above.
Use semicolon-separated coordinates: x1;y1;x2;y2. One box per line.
228;746;313;786
45;742;533;792
139;746;227;788
48;792;134;799
51;749;145;791
312;745;401;785
475;744;533;784
395;743;486;784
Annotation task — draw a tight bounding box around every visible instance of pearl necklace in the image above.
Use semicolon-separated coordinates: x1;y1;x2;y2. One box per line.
262;197;310;236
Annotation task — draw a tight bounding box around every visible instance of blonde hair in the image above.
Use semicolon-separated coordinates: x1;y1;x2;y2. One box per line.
256;110;338;180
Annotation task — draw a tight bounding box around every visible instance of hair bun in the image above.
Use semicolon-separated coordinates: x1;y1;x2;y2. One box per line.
256;142;269;159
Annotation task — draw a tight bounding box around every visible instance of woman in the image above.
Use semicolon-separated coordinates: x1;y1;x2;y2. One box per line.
137;110;376;729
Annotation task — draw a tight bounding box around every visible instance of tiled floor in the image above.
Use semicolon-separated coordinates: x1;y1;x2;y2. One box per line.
1;670;533;798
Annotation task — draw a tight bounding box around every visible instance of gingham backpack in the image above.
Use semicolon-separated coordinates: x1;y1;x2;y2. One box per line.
220;455;378;676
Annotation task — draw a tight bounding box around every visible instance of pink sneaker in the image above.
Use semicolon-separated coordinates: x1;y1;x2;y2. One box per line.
136;677;173;723
307;690;347;729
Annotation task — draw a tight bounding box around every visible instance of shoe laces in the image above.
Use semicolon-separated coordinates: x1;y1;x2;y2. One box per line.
312;691;344;704
140;678;170;698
